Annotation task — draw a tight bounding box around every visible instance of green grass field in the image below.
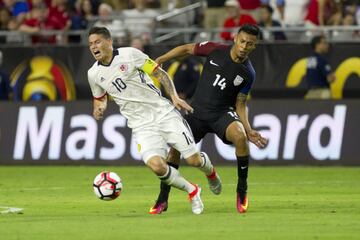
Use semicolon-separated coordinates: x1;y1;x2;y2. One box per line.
0;166;359;240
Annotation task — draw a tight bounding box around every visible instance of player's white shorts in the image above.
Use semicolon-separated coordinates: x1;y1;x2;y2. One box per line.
132;109;198;163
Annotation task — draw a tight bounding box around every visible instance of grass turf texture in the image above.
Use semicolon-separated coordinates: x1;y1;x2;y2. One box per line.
0;166;359;240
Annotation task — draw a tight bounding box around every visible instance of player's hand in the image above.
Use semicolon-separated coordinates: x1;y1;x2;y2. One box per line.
172;97;194;114
155;57;162;64
247;130;268;149
155;58;163;68
93;107;105;120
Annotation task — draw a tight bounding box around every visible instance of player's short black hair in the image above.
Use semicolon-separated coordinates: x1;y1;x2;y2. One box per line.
262;5;273;14
311;35;325;50
237;24;260;38
88;27;112;39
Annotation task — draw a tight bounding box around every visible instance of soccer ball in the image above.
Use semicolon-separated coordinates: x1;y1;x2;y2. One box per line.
93;171;122;200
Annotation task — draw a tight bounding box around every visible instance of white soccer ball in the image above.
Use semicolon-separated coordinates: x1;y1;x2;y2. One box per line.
93;171;122;200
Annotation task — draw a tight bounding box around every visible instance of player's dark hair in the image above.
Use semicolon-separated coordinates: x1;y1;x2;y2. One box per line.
88;27;112;39
311;35;325;50
262;5;273;14
237;24;260;38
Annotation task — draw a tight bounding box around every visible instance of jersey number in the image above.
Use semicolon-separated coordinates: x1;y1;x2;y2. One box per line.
213;74;226;90
228;111;239;120
112;78;127;92
182;132;193;145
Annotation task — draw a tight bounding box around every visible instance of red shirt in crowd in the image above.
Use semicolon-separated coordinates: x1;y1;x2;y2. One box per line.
237;0;261;10
47;6;69;29
305;0;319;25
220;14;257;41
305;0;333;26
23;17;56;43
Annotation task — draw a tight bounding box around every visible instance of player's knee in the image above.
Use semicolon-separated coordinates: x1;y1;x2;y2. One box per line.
184;152;202;167
233;131;248;148
146;157;168;176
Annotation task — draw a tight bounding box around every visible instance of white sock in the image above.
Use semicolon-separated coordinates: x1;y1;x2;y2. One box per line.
159;166;196;193
198;152;214;176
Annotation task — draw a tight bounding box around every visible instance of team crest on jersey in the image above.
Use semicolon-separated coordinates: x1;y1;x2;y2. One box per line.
119;64;128;73
233;75;244;86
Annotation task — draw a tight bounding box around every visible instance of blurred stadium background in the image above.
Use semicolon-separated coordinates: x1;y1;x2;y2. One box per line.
0;0;359;165
0;1;360;239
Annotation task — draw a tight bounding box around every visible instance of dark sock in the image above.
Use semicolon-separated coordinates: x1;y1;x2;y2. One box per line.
157;162;179;203
237;156;249;194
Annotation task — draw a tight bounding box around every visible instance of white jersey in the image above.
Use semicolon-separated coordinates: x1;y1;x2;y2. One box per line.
88;47;174;129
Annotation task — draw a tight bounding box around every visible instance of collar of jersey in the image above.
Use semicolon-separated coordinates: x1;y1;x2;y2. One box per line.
97;50;119;67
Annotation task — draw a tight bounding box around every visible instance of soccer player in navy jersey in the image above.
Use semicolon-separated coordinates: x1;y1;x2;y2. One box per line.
149;24;268;214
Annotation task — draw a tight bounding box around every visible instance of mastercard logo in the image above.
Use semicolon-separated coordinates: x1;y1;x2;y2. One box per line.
10;56;76;101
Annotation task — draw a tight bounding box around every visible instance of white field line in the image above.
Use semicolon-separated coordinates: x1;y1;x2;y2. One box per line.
0;187;67;191
0;206;23;214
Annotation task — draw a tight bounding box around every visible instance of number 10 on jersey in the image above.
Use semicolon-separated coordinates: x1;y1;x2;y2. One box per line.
112;78;127;92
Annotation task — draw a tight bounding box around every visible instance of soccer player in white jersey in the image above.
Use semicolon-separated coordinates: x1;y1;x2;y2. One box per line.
87;27;222;214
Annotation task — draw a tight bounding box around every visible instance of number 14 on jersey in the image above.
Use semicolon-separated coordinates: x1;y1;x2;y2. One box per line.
213;74;226;90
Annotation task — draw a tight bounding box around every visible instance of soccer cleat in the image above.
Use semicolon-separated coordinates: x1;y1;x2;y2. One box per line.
207;169;222;195
200;152;222;195
149;201;168;215
188;185;204;214
236;192;248;213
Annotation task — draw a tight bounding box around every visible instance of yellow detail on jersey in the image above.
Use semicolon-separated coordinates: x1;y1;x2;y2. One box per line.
137;144;141;153
141;59;158;75
150;76;161;89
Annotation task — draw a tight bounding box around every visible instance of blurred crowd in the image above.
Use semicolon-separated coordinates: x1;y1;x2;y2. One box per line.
212;0;360;41
0;0;359;45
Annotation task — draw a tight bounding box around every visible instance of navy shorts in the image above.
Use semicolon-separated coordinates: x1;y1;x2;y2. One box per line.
184;110;241;145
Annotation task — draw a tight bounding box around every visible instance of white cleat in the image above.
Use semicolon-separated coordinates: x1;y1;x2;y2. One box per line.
189;185;204;215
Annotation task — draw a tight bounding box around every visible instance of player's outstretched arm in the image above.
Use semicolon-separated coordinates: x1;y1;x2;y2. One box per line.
152;67;193;114
155;43;196;65
235;93;252;132
236;93;268;148
93;94;108;120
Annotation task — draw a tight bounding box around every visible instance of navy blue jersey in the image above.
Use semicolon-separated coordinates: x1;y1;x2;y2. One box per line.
306;53;331;88
191;41;255;120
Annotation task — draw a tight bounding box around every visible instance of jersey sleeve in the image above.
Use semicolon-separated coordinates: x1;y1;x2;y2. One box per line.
240;61;256;95
193;41;229;56
88;68;106;99
131;48;159;75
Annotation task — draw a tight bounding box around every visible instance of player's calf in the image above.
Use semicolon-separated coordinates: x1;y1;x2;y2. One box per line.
146;156;169;176
184;152;203;167
185;152;213;175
